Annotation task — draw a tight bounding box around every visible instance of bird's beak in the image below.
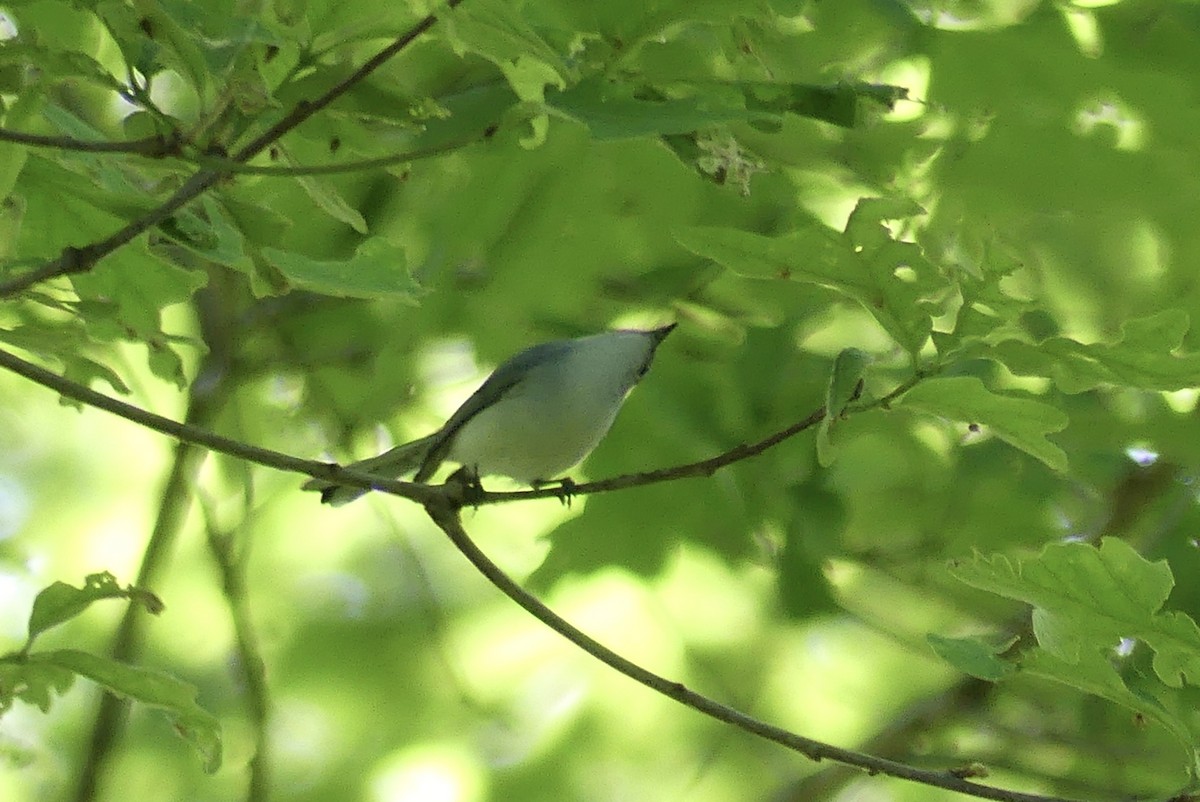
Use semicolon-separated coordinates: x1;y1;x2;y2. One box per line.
649;322;677;344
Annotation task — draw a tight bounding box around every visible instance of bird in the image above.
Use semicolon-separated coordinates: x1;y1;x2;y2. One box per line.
304;323;675;505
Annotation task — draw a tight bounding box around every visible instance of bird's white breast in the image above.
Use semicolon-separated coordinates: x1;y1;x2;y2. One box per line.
447;333;650;483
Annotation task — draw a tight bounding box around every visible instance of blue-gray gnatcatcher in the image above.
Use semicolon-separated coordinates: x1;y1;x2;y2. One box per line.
305;324;675;505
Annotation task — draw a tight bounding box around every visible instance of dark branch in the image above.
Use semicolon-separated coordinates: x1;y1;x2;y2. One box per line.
424;502;1090;802
190;134;490;178
0;346;438;505
0;127;182;155
0;342;1087;801
475;371;925;505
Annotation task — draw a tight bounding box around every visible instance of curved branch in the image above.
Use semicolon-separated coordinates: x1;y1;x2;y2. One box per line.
422;500;1088;802
476;372;926;505
0;0;464;299
0;346;438;505
200;499;271;802
189;133;491;177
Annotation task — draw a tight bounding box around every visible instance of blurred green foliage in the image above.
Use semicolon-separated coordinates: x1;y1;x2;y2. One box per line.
2;0;1200;801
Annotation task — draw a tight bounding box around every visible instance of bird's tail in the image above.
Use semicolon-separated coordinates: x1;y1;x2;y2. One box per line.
302;434;439;506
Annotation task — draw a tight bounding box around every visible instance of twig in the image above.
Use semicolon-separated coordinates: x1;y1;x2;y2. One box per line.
0;0;465;299
422;500;1090;802
477;371;926;505
200;499;271;802
71;423;211;802
188;134;492;177
0;346;438;505
0;128;182;155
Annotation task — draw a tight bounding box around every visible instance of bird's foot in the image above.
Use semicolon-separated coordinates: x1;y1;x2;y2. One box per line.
533;476;577;507
447;466;486;508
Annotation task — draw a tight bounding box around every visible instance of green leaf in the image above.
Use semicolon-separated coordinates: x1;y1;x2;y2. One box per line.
92;0;208;97
547;79;775;140
69;245;205;387
15;155;155;255
0;659;75;714
988;310;1200;393
160;197;253;271
927;634;1017;681
1020;647;1196;754
263;238;421;300
27;572;163;647
32;649;221;771
676;198;939;356
280;147;369;234
816;348;870;466
0;319;140;402
949;539;1200;688
898;376;1068;471
440;0;567;99
826;348;870;417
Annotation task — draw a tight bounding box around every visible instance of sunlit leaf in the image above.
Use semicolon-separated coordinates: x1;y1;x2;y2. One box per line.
1021;647;1197;754
927;634;1016;681
0;659;75;713
27;572;163;646
263;238;421;300
548;79;775;140
989;311;1200;393
32;650;221;771
677;198;939;356
898;376;1068;471
950;539;1200;688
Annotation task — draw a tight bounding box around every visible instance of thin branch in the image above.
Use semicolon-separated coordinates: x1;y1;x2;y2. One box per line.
476;371;927;505
0;0;464;299
0;346;438;505
0;127;183;156
422;500;1089;802
189;133;492;177
200;499;271;802
72;417;211;802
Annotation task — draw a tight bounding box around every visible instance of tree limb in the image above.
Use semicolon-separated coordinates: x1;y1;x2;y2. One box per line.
0;127;182;155
422;500;1090;802
200;498;271;802
0;345;438;505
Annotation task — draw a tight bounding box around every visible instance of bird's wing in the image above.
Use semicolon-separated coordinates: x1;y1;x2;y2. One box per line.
414;338;573;482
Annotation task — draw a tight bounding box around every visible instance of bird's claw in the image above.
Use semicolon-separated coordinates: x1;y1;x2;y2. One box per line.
533;476;577;507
